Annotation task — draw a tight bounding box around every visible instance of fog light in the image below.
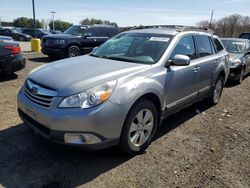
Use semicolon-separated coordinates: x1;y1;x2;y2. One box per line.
64;133;102;144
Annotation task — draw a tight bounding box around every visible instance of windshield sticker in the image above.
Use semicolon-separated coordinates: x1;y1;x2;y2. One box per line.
149;37;170;42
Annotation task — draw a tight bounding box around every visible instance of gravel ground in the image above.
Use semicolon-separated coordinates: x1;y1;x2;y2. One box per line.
0;53;249;188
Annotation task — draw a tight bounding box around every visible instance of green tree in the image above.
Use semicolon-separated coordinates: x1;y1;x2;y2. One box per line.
49;20;72;31
80;18;118;27
13;17;42;28
0;21;13;27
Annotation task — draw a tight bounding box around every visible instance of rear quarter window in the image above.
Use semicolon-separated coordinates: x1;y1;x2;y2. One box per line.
213;38;224;53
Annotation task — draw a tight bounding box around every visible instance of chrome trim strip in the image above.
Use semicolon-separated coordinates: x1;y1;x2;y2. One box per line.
25;88;52;102
27;80;58;97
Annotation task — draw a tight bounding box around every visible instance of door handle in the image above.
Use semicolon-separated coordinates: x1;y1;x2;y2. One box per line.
193;66;200;72
215;59;220;65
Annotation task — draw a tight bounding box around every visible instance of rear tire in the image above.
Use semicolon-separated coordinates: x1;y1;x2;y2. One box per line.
120;100;158;155
209;76;224;105
68;45;80;58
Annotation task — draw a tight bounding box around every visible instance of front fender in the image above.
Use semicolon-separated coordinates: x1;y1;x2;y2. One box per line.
109;73;165;110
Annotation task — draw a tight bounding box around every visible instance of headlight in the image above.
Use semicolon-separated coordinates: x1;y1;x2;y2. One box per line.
58;80;117;108
230;59;241;66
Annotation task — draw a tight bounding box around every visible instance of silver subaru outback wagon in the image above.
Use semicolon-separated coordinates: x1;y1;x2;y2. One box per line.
17;26;229;154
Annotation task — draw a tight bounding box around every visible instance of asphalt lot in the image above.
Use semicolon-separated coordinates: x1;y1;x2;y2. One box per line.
0;53;249;188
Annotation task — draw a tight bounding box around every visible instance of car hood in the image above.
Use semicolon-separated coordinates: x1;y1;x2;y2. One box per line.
43;34;80;40
28;55;148;96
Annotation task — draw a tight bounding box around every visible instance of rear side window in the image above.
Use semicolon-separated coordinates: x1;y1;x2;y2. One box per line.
170;35;196;60
213;38;224;52
195;35;213;57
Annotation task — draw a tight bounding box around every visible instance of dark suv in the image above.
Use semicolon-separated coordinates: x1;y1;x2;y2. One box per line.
41;25;119;58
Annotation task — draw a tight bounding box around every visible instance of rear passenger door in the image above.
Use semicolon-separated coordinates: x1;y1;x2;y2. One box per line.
165;35;199;111
194;35;219;96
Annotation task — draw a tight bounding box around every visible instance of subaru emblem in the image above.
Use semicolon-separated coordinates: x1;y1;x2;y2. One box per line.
31;86;38;94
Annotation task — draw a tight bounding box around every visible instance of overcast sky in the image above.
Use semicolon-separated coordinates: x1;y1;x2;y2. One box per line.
0;0;249;26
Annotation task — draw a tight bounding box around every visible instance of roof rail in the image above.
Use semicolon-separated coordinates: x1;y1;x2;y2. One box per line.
180;26;215;34
131;25;185;30
130;25;215;34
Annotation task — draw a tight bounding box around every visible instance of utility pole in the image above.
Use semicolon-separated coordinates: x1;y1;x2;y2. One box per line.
50;11;56;31
32;0;37;38
209;10;214;28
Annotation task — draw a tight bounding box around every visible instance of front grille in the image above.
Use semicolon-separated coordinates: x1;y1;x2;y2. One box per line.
24;80;57;108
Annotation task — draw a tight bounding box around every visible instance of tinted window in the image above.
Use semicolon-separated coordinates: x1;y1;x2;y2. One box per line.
95;28;109;37
170;35;196;60
213;38;224;52
107;28;119;37
196;35;213;57
85;28;96;37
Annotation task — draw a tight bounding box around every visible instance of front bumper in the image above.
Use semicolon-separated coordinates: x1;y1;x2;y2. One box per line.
17;88;130;149
228;65;243;80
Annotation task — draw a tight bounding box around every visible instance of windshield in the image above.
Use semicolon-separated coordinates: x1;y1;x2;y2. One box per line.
63;26;87;36
222;40;245;54
90;33;172;64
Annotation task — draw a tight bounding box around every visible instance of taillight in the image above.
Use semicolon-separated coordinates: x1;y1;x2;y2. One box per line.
4;46;21;55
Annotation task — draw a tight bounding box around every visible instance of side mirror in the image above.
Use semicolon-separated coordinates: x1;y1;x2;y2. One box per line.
171;54;190;66
83;33;91;39
92;47;98;52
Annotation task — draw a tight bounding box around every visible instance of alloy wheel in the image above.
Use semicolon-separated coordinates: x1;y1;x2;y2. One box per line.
129;109;154;147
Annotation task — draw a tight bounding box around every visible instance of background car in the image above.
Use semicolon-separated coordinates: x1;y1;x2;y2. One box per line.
0;28;32;41
41;25;119;58
0;41;26;75
0;36;14;42
21;28;52;39
50;30;62;34
222;38;250;83
239;32;250;40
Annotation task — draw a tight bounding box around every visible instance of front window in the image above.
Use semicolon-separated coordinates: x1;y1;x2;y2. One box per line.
63;26;87;36
222;40;245;54
90;33;172;64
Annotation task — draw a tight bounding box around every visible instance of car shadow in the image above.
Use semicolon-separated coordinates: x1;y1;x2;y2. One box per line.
28;57;55;63
0;73;18;82
0;100;213;187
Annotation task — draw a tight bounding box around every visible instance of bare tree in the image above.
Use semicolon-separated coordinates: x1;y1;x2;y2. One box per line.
196;14;250;37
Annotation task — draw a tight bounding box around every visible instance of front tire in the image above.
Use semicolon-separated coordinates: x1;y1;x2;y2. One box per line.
237;68;245;84
120;100;158;155
68;45;80;58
